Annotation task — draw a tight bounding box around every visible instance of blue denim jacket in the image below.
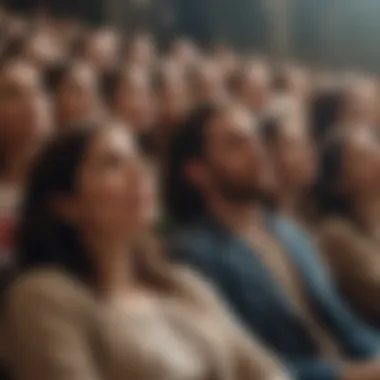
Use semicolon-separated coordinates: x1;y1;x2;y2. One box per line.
170;212;380;380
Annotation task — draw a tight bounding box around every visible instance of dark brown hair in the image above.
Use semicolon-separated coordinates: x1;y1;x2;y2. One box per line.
17;123;183;295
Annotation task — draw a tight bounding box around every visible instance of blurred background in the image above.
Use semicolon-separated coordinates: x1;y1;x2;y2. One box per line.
5;0;380;72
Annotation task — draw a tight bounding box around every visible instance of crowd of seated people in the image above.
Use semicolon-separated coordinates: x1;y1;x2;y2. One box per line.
2;6;380;380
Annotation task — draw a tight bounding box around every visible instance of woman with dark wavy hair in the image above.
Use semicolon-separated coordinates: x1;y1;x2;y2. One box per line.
5;123;289;380
317;127;380;326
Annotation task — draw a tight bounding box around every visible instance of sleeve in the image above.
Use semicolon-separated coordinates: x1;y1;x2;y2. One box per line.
291;224;380;358
320;221;380;317
285;359;340;380
175;267;291;380
171;238;343;380
5;276;103;380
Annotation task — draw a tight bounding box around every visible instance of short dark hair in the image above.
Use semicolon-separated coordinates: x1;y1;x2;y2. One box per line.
164;103;220;226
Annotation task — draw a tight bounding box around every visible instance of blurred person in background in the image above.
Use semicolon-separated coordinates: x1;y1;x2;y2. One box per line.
5;124;289;380
189;60;227;106
81;28;121;73
22;30;65;69
309;87;347;146
151;64;190;160
167;103;380;380
310;83;376;146
126;33;156;70
211;44;239;78
102;65;155;153
0;59;50;265
228;64;271;119
168;38;199;68
44;61;102;132
261;114;317;228
317;128;380;327
273;65;312;104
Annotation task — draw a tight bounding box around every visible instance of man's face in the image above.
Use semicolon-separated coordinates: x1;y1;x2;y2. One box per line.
200;106;275;202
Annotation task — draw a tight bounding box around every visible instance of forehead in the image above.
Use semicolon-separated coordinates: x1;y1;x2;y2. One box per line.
207;107;256;143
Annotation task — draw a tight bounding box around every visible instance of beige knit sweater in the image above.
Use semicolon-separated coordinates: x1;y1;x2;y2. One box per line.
4;268;290;380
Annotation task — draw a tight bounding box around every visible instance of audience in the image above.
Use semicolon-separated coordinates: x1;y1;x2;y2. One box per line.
166;103;380;380
6;124;288;380
0;6;380;380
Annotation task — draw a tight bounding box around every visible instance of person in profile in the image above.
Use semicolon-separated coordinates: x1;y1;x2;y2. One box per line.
166;102;380;380
5;123;289;380
261;114;317;230
0;59;51;265
317;127;380;326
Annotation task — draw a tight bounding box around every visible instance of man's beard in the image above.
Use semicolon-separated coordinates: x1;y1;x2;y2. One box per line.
215;177;273;205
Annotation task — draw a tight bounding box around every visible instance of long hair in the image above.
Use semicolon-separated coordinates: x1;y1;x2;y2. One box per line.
16;125;98;283
43;62;73;95
16;125;180;293
314;132;352;221
164;104;220;226
309;88;346;146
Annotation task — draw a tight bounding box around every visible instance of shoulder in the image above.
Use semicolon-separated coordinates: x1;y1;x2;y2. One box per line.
319;218;370;262
172;265;230;312
319;218;357;242
6;268;92;319
169;223;224;261
174;265;217;297
270;212;315;245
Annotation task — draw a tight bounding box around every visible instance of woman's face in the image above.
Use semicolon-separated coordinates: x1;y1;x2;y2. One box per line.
56;64;101;127
272;118;316;190
70;128;156;238
340;129;380;198
0;61;51;144
116;70;155;132
156;74;189;124
85;29;121;72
